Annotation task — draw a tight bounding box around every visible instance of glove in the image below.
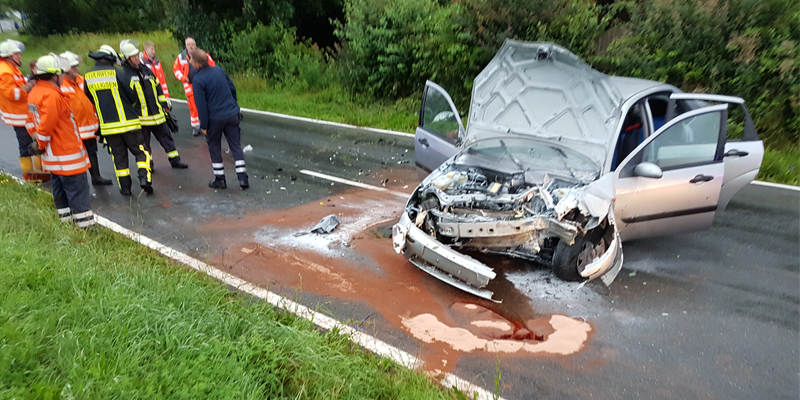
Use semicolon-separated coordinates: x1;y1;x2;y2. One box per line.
98;135;111;154
166;111;179;134
28;141;43;155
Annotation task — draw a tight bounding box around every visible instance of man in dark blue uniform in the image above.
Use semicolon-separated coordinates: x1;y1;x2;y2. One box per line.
189;48;248;190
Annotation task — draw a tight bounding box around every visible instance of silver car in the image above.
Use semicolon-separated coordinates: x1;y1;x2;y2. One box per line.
392;40;764;302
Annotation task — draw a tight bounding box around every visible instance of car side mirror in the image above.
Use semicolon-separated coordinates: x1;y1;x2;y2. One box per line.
633;162;663;179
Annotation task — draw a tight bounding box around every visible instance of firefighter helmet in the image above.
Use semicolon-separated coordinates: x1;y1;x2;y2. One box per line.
0;39;24;57
34;53;71;75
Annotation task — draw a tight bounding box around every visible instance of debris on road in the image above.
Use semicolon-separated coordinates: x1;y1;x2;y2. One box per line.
311;214;340;234
243;144;253;152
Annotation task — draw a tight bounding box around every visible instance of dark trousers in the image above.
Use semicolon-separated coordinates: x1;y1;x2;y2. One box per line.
51;172;95;227
104;130;151;188
206;114;246;180
142;122;181;165
82;137;97;158
14;126;34;157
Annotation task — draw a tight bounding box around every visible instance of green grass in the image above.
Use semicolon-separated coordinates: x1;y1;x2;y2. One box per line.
2;30;795;186
0;175;456;399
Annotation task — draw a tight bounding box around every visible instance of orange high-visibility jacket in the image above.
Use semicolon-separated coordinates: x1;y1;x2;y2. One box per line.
29;80;89;175
61;76;99;139
0;59;30;127
140;52;170;98
173;50;215;95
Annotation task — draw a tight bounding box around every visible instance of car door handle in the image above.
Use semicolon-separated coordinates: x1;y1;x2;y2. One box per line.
418;138;429;147
724;149;749;157
689;174;714;183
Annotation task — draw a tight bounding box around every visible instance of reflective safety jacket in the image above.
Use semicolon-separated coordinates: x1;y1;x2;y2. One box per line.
119;64;168;126
84;64;141;135
61;75;99;139
139;52;169;98
0;59;30;127
173;50;215;96
29;80;89;175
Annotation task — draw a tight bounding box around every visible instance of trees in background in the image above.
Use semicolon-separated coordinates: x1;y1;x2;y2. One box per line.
9;0;798;148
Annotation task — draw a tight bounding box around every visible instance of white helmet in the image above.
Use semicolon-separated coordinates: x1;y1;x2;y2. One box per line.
59;51;81;67
119;39;140;58
35;53;71;76
0;39;24;57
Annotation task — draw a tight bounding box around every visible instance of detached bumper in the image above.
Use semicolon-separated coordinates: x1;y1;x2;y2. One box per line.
393;212;499;301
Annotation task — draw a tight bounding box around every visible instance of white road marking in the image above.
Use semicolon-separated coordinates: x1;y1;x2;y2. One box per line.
299;169;411;199
750;180;800;192
169;98;415;139
3;172;501;400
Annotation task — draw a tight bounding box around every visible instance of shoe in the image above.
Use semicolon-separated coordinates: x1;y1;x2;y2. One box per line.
238;175;249;189
139;177;153;194
171;160;188;169
119;176;132;196
88;154;112;185
192;128;202;137
208;178;227;189
92;177;112;186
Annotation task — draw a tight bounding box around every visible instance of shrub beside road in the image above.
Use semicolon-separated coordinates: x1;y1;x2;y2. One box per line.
0;175;456;399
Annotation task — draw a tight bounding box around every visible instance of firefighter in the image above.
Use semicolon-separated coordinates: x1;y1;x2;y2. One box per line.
173;37;215;136
119;40;187;170
84;45;153;196
139;41;169;99
59;51;112;186
28;54;95;228
0;39;48;181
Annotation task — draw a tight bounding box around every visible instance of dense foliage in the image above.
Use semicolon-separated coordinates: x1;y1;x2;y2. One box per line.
12;0;800;150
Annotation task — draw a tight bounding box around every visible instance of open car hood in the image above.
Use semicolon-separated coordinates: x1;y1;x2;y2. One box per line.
466;40;623;167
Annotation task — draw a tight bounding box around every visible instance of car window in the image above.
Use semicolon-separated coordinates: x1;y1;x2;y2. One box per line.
641;111;721;170
422;88;460;144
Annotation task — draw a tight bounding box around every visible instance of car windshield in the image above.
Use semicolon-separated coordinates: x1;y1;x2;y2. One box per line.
464;138;600;182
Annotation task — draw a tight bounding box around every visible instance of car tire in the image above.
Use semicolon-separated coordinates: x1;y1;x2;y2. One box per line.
551;228;605;282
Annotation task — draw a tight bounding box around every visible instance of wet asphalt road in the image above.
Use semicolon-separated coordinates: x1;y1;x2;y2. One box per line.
1;102;797;399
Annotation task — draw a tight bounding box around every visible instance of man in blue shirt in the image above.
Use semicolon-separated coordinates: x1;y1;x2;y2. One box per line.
190;48;248;189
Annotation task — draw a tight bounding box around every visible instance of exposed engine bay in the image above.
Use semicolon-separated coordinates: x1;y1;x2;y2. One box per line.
394;160;623;301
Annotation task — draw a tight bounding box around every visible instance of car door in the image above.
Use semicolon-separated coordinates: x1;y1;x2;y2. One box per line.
614;104;729;241
667;93;764;215
415;81;465;172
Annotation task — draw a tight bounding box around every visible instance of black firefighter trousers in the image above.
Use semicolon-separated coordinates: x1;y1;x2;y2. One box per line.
104;129;151;190
206;114;247;181
142;122;183;166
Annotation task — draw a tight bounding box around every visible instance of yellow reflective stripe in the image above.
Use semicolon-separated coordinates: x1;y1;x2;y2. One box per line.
139;114;167;126
115;169;130;176
167;150;179;158
139;145;152;181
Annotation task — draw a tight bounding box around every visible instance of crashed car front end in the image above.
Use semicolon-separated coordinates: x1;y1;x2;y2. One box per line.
393;141;622;301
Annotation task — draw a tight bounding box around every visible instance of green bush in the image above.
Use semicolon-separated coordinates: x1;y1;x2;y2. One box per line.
224;23;333;90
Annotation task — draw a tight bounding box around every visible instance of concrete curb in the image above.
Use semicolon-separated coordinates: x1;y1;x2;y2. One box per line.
169;98;797;191
3;171;504;400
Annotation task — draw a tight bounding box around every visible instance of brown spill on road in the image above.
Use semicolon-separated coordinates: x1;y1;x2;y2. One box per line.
196;186;594;372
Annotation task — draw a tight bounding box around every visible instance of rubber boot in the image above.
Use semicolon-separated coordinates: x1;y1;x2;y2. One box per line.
170;157;188;169
119;176;132;196
139;176;153;194
88;153;112;186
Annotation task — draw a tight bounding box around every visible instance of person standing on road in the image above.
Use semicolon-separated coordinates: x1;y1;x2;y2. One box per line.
119;40;188;170
189;48;248;190
84;45;153;197
28;53;95;228
173;37;215;137
0;39;48;181
139;41;170;99
59;51;112;186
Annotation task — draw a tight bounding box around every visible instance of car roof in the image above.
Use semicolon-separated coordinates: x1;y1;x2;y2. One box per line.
607;76;677;101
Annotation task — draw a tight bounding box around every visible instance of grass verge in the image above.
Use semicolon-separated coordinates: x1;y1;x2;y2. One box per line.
0;174;456;399
2;30;795;185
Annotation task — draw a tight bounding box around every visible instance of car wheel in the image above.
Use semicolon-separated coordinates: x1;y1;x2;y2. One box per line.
551;228;605;282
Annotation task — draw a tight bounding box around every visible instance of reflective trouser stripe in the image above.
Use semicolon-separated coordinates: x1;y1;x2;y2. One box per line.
57;207;71;222
139;145;152;181
235;160;245;166
167;150;179;159
235;167;246;173
115;169;130;176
